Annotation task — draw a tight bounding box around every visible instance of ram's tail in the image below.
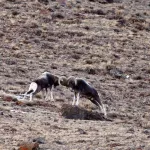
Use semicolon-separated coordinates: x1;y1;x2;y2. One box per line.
26;89;34;94
23;89;34;100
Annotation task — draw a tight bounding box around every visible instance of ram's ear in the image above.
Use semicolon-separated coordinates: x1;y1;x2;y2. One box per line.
67;76;77;86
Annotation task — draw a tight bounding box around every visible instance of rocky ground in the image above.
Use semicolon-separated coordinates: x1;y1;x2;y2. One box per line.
0;0;150;149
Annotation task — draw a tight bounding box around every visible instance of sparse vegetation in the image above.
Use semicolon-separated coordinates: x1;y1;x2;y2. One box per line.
0;0;150;149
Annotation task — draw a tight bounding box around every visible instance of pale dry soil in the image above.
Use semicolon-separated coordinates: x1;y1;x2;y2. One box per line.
0;0;150;149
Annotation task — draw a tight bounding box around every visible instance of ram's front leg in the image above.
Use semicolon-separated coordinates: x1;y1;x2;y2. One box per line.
75;92;80;106
72;92;77;105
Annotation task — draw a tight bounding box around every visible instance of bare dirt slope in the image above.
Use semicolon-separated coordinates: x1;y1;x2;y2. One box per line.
0;0;150;149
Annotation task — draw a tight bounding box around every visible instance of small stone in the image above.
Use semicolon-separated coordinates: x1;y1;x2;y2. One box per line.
33;137;46;144
143;129;150;135
55;140;64;145
78;128;87;134
0;111;4;115
12;11;19;16
18;142;39;150
3;94;18;102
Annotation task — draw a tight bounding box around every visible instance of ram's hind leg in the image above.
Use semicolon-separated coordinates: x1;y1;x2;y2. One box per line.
29;93;33;101
98;101;107;117
42;90;46;100
91;99;107;117
44;88;49;100
50;85;54;101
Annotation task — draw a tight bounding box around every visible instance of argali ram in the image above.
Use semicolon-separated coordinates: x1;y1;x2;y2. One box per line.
23;72;60;101
60;76;107;117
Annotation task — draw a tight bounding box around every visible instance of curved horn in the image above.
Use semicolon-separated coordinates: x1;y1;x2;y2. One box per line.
58;76;68;86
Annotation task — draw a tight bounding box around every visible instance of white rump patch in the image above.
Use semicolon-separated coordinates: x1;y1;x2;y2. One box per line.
29;82;38;93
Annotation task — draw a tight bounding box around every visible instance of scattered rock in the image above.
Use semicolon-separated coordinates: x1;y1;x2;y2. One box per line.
12;11;19;16
72;65;101;75
0;111;4;115
133;75;143;80
60;104;106;120
89;0;106;3
127;128;135;134
106;65;129;79
143;129;150;135
18;142;39;150
38;0;49;5
35;29;42;36
83;26;90;30
84;9;106;15
85;66;99;75
51;63;58;69
33;137;46;144
15;100;37;106
108;112;118;119
6;0;16;2
54;140;65;145
85;59;93;64
77;128;87;134
107;143;124;147
0;31;5;37
71;54;81;60
2;93;18;102
147;135;150;138
52;12;65;19
106;0;114;2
